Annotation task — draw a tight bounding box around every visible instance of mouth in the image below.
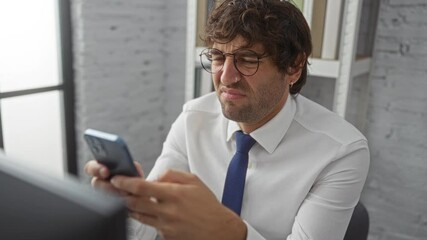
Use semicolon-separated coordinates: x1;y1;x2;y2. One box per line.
219;87;246;101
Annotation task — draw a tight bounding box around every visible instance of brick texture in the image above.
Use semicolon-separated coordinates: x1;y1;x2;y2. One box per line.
362;0;427;239
71;0;187;179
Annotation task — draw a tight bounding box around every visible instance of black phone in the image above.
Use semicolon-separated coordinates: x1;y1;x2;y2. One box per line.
84;129;140;177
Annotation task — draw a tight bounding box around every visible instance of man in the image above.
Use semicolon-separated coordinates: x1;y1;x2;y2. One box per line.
85;0;370;239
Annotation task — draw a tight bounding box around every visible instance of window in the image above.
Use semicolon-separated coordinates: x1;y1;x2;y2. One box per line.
0;0;75;177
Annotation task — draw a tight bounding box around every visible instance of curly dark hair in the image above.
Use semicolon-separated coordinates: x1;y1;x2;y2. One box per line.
204;0;312;94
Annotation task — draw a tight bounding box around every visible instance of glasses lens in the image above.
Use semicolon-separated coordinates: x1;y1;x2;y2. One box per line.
200;48;224;74
199;48;261;76
234;50;260;76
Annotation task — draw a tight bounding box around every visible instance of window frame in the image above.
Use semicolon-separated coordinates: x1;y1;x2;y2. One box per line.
0;0;77;176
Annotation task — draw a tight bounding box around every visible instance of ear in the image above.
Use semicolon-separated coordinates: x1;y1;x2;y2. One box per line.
286;67;302;86
286;54;306;86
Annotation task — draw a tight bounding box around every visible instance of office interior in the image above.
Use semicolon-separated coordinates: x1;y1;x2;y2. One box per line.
0;0;426;239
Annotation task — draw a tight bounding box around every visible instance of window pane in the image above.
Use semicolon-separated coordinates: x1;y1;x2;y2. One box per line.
1;91;65;177
0;0;61;92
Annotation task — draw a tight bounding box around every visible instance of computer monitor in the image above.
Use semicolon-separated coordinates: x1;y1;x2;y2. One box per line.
0;155;128;240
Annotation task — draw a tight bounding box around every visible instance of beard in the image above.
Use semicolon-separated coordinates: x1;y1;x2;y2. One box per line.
217;79;287;124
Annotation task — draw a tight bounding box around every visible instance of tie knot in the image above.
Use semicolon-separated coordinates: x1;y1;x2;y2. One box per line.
235;131;256;154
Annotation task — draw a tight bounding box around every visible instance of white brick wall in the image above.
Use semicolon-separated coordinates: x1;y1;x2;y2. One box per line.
72;0;187;178
163;1;187;137
362;1;427;239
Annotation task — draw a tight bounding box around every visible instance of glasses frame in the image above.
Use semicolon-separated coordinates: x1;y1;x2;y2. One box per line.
199;48;269;77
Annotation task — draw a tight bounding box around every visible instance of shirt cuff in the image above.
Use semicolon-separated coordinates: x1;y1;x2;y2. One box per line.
131;219;157;240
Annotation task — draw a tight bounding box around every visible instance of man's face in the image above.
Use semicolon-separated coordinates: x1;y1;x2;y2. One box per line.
212;36;291;127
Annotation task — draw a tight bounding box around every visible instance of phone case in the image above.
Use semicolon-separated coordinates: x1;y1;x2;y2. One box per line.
84;129;139;177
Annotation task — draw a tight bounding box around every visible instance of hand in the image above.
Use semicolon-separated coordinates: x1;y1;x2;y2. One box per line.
111;170;247;240
84;160;144;195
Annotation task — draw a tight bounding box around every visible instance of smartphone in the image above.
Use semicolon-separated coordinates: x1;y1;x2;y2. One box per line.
84;129;140;177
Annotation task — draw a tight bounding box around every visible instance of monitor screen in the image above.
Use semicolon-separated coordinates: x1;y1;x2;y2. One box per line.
0;155;127;240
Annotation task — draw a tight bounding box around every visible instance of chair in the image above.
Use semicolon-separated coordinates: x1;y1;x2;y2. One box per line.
343;202;370;240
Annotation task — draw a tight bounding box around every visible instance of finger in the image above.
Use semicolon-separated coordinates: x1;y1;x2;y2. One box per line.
125;195;161;216
111;176;175;200
111;176;150;196
157;170;200;184
134;161;145;178
84;160;110;179
91;177;127;195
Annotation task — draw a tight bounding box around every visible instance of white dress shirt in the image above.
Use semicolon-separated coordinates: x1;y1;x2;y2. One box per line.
137;92;370;240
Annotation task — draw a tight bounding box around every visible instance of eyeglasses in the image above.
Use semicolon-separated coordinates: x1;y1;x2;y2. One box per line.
199;48;269;76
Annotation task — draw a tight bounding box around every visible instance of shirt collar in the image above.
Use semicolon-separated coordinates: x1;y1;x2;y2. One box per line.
226;94;296;153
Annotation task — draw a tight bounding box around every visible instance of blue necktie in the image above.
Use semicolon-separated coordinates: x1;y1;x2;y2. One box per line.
222;131;256;216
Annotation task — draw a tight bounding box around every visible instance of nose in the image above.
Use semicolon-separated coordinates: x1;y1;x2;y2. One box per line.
219;57;241;85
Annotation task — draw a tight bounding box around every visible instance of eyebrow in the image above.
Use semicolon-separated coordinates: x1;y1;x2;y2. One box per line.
212;47;265;56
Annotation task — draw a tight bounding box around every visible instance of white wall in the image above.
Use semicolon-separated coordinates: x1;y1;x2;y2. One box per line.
71;0;187;179
362;1;427;239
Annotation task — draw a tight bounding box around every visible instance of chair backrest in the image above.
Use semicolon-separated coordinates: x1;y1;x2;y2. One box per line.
343;202;370;240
